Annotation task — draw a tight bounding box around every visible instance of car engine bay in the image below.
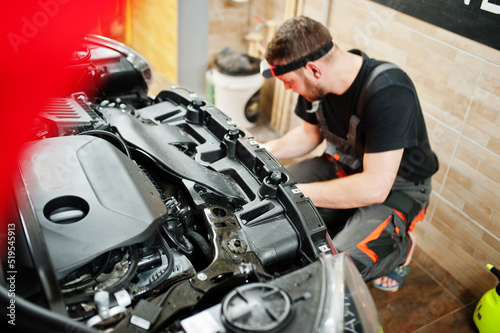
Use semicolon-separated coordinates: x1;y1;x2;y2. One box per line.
2;35;381;333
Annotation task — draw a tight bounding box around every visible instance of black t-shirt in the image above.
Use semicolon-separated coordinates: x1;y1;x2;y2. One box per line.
295;50;438;181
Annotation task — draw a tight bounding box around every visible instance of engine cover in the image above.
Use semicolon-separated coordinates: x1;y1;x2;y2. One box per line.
17;135;168;279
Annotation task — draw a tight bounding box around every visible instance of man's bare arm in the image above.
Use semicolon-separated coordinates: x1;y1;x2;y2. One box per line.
263;121;323;160
298;148;404;209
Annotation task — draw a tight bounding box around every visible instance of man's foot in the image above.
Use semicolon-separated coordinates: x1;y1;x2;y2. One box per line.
372;276;399;290
373;231;416;292
372;266;411;292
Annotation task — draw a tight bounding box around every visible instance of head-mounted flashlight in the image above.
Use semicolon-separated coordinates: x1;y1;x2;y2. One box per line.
260;39;334;79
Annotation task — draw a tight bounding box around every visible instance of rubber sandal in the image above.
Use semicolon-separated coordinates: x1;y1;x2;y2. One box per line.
372;266;411;292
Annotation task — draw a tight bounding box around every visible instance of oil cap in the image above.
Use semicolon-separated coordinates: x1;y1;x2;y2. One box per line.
221;283;294;333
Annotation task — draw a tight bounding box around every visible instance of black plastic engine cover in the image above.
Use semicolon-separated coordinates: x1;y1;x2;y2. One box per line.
17;135;168;279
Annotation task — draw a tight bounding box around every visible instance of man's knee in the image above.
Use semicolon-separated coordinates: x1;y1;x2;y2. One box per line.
332;205;410;281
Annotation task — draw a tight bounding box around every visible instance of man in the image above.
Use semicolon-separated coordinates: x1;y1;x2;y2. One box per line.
260;16;438;291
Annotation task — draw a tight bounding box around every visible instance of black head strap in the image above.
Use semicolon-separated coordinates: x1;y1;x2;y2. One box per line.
261;39;334;78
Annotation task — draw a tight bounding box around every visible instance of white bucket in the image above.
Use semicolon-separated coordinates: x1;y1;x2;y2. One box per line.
212;69;264;128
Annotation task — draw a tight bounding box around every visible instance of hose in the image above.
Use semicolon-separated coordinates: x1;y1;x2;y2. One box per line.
161;224;194;256
61;251;112;290
105;245;139;294
139;231;176;294
64;245;139;306
185;230;213;262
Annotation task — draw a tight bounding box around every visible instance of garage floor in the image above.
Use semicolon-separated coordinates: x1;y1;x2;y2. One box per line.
369;249;479;333
247;118;480;333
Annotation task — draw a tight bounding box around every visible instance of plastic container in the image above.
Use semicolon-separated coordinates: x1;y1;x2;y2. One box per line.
474;264;500;333
211;49;264;128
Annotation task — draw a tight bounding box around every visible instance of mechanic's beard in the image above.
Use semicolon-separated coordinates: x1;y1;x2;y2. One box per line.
303;76;328;101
